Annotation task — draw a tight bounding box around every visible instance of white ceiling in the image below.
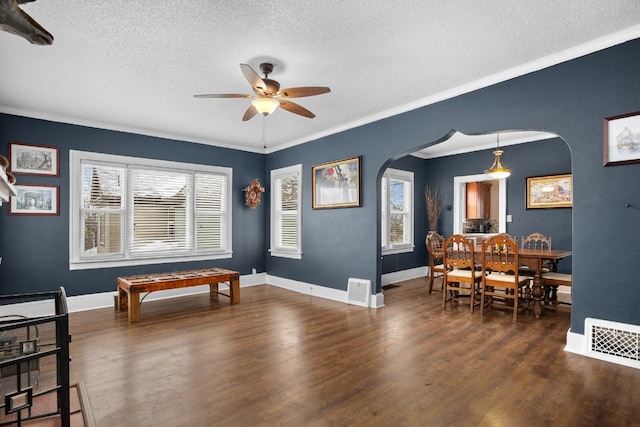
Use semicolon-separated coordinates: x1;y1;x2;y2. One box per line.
1;1;640;154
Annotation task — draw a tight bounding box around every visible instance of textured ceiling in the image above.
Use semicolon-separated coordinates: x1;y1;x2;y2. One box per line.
1;1;640;154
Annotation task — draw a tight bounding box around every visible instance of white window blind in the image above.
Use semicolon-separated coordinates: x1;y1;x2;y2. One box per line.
127;168;191;256
70;150;232;269
381;168;414;254
271;164;302;258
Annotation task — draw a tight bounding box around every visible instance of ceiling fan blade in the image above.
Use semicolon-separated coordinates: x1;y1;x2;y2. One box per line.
242;105;259;121
193;94;252;98
277;87;331;98
240;63;266;95
279;100;315;118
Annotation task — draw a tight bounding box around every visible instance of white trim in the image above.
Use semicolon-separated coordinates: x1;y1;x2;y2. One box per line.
69;150;233;270
0;273;388;317
265;275;384;308
381;266;427;286
270;164;303;259
0;273;267;317
381;168;414;254
453;173;506;234
564;328;585;356
266;25;640;153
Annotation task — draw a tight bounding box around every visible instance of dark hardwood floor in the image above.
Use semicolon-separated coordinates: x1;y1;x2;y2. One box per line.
68;278;640;426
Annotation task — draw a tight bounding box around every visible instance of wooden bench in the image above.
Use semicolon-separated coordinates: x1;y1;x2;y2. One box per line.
117;268;240;322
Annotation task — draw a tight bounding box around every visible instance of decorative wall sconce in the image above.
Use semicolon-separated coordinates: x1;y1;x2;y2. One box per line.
244;179;265;209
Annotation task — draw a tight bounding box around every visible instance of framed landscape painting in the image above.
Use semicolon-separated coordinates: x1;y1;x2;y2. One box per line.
9;184;59;215
8;142;59;176
312;156;361;209
526;174;572;209
604;111;640;166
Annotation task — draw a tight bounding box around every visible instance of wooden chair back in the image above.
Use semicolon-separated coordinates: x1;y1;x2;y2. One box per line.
483;233;519;275
521;232;554;271
481;233;530;320
444;234;476;272
427;232;445;260
443;234;482;312
426;232;446;294
521;232;551;251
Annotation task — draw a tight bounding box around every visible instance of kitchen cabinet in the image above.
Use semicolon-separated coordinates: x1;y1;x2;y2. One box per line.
466;182;491;219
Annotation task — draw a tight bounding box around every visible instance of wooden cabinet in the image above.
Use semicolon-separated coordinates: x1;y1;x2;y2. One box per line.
466;182;491;219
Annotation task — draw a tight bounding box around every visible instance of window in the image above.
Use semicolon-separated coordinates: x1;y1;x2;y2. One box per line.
270;164;302;259
70;150;232;269
381;168;414;254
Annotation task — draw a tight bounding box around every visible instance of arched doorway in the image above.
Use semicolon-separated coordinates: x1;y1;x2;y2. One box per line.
378;129;572;310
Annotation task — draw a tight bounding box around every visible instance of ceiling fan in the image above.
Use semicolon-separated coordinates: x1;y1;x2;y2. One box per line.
194;63;330;121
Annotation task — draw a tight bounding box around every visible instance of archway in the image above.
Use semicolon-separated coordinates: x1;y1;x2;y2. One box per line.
378;129;572;310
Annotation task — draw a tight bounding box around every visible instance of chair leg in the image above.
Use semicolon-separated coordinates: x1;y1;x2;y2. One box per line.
429;269;434;294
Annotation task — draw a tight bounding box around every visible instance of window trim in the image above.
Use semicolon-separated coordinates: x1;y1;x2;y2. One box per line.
69;150;232;270
270;164;302;259
381;168;414;255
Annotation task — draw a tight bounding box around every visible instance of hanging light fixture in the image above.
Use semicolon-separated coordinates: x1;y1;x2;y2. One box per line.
251;97;280;116
485;133;511;179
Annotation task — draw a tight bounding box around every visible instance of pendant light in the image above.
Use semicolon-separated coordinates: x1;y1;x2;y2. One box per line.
485;133;511;179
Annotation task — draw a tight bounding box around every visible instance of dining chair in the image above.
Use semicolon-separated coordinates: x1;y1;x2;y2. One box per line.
521;232;571;307
520;232;553;274
541;272;572;308
442;234;483;313
481;233;530;321
426;232;445;294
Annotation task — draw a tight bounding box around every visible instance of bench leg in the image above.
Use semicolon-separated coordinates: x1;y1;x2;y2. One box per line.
209;283;219;301
229;277;240;304
128;290;141;322
117;287;128;311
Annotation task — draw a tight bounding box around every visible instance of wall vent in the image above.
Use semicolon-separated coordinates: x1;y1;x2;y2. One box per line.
586;318;640;369
347;278;371;307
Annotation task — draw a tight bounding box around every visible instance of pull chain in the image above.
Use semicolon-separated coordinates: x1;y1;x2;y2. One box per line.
262;115;267;150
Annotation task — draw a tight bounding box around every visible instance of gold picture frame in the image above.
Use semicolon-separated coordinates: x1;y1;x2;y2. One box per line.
312;156;361;209
526;174;572;209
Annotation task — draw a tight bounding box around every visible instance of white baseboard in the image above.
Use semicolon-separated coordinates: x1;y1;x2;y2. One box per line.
266;275;384;308
564;328;585;355
0;272;389;316
381;266;427;286
0;272;267;317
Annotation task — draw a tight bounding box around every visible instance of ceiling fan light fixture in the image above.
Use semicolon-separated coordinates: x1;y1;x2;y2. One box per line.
251;97;280;116
484;133;511;179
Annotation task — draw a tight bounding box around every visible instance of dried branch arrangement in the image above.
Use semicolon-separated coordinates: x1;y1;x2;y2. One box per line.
425;185;443;231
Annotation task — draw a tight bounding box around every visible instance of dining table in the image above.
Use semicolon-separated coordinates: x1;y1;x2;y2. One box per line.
516;248;572;317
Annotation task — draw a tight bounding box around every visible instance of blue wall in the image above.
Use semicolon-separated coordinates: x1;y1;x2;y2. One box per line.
0;115;267;297
2;38;639;336
268;38;640;334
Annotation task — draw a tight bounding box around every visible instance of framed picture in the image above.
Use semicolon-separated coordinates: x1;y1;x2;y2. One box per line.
8;142;59;176
9;184;59;215
526;174;572;209
312;156;361;209
603;111;640;166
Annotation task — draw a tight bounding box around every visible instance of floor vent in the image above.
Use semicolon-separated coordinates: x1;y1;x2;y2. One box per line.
586;318;640;369
347;278;371;307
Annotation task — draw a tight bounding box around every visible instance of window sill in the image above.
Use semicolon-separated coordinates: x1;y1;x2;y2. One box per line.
382;245;414;256
269;249;302;259
69;251;233;271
